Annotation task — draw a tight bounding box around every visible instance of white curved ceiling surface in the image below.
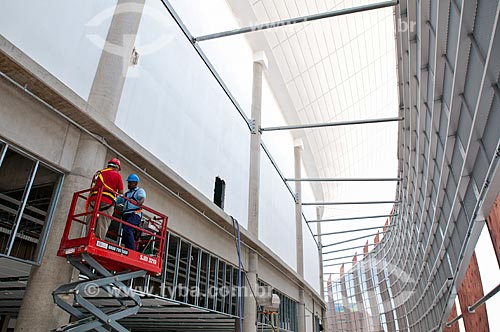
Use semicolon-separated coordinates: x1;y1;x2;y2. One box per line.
247;0;399;278
171;0;400;280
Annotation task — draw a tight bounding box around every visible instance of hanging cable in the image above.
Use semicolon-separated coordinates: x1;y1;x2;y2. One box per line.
231;216;277;332
231;216;243;332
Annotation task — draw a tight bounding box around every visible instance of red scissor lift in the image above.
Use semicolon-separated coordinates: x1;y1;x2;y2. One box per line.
53;188;168;332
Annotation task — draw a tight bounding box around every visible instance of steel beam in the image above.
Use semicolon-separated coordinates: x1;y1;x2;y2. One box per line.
308;214;397;223
303;200;400;206
261;117;403;132
322;231;390;248
468;282;500;313
322;261;354;268
195;248;202;307
286;177;401;182
444;282;500;327
159;0;252;130
322;258;380;268
323;253;366;262
316;225;393;236
446;313;463;328
194;0;399;42
322;243;376;255
6;160;39;255
0;142;8;168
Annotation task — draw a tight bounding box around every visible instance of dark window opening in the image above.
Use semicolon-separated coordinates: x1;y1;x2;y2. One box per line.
213;176;225;210
0;141;62;263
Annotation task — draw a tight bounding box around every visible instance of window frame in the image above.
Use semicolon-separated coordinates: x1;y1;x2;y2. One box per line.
0;139;64;265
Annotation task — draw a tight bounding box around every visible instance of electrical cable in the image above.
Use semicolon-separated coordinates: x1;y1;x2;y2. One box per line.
231;216;243;332
230;217;277;332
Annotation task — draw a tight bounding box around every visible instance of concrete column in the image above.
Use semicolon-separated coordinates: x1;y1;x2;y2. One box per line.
15;134;107;331
294;140;304;277
294;140;306;332
87;0;145;121
243;249;258;332
298;289;306;332
247;51;267;238
316;207;324;298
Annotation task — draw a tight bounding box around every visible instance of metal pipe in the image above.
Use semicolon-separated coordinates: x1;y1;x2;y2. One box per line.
303;200;400;206
322;243;376;255
322;231;389;248
316;225;393;236
323;252;367;262
308;214;397;223
194;0;399;42
36;174;64;263
159;0;252;130
6;161;39;255
286;177;401;182
445;314;463;327
446;283;500;327
323;261;355;268
261;117;403;132
0;142;8;168
468;282;500;313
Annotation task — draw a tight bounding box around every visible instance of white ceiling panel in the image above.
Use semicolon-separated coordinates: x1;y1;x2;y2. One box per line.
243;0;400;278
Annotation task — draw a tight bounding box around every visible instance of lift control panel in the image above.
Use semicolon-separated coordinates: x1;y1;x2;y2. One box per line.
57;187;168;274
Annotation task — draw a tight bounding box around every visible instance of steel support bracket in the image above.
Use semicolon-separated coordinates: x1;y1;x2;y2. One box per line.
249;119;258;134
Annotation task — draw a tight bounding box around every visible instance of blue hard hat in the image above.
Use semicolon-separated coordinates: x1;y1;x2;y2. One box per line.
127;174;140;182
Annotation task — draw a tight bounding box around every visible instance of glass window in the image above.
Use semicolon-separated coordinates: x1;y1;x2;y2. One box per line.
0;143;62;263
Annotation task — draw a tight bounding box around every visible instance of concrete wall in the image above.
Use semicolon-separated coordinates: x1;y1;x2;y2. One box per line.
259;149;297;270
113;0;322;293
0;78;80;171
115;0;251;229
168;0;253;117
303;222;320;293
0;0;116;100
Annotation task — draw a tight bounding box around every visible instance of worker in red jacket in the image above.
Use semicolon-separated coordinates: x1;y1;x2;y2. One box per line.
87;158;124;240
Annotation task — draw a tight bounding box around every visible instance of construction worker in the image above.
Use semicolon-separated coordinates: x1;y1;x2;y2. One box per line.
117;173;146;250
88;158;124;239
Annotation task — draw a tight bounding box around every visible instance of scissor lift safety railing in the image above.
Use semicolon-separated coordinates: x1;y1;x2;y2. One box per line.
53;188;168;332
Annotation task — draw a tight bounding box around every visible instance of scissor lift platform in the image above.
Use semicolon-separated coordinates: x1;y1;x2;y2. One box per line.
53;188;168;331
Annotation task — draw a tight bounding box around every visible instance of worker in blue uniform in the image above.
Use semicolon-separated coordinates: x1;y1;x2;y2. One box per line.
118;174;146;250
